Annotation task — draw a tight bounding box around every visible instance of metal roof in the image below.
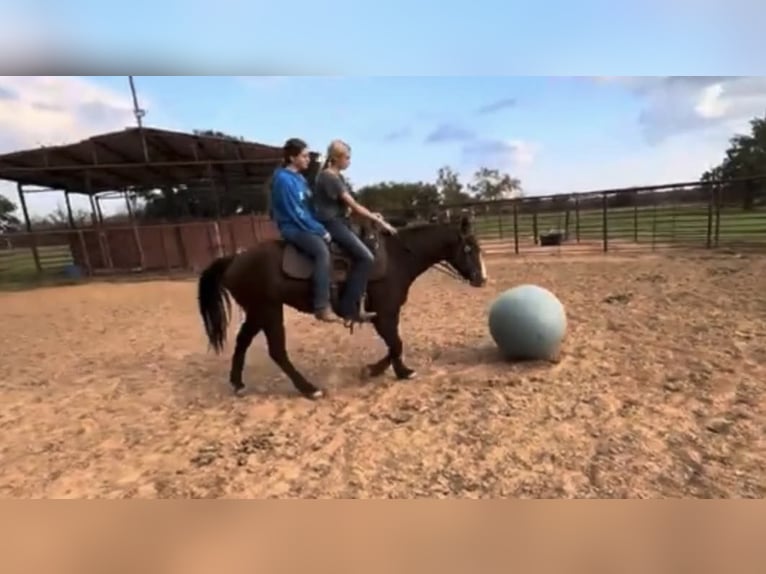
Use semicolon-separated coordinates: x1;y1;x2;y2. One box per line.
0;126;287;194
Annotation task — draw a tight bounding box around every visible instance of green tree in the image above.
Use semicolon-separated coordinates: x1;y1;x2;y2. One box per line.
467;167;523;201
139;129;272;220
356;181;442;216
702;114;766;210
0;195;20;231
436;165;470;205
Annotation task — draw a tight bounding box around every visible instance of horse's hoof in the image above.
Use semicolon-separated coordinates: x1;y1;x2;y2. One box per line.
396;369;417;380
231;382;246;396
302;388;325;400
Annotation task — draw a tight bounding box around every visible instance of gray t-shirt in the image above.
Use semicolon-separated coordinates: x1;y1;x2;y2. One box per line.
312;170;350;222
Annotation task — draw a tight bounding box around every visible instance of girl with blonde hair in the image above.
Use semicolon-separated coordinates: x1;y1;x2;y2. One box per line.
312;139;397;322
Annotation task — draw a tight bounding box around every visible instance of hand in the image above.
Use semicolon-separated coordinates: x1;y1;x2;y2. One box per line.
380;221;397;235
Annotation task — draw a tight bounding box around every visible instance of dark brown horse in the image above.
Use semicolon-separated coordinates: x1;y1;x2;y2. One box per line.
197;214;488;399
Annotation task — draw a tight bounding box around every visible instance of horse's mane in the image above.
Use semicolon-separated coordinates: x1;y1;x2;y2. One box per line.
396;221;458;237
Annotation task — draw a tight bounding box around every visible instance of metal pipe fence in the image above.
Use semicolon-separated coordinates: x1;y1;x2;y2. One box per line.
2;178;765;285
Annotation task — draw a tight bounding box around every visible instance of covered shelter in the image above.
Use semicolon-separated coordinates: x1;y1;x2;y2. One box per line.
0;126;292;229
0;126;307;275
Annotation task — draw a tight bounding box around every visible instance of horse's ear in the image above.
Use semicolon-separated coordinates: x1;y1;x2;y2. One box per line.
459;213;472;235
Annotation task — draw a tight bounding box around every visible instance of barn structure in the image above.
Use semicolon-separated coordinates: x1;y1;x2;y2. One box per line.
0;126;300;275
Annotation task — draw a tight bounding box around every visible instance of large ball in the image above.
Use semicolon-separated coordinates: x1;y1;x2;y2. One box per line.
488;284;567;361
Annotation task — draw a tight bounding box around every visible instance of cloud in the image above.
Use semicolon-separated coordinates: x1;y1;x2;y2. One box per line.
0;86;17;101
0;7;78;66
599;76;766;144
0;76;149;218
381;126;412;142
424;123;476;143
476;97;517;115
461;138;539;169
0;76;138;152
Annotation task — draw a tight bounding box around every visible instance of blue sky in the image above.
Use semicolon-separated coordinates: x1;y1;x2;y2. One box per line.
1;2;765;217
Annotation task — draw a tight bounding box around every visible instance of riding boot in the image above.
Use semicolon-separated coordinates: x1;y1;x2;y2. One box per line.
352;310;377;322
314;307;340;322
342;296;377;323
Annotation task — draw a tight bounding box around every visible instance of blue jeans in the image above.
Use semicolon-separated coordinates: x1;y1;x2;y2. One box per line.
281;229;331;312
323;218;375;318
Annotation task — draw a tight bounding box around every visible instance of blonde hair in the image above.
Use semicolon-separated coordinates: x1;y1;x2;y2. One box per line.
321;139;351;170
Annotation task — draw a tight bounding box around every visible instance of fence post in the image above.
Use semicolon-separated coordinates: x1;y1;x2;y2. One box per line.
714;186;721;247
575;196;580;243
16;183;42;274
76;229;92;275
633;201;638;243
250;214;258;244
532;212;539;245
601;192;608;252
706;184;714;249
124;191;146;270
512;201;520;254
651;203;657;251
174;224;190;269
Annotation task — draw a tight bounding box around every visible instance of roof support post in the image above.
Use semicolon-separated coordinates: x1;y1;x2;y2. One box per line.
16;182;41;273
124;190;146;270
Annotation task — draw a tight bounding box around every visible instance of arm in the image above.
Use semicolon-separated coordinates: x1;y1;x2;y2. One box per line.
272;174;328;236
322;173;397;233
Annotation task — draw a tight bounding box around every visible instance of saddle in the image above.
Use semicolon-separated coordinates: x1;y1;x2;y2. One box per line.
281;222;388;283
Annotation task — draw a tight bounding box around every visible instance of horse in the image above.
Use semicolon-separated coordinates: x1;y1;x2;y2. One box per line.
197;214;488;400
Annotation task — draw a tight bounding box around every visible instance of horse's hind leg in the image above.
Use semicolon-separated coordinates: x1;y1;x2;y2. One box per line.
262;306;324;400
229;316;261;395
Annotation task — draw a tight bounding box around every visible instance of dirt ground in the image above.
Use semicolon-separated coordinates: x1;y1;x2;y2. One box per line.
1;251;764;498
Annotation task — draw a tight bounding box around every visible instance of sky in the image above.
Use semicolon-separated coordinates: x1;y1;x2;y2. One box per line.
1;2;765;218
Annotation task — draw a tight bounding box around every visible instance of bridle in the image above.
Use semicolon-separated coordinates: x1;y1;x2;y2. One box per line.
383;224;472;283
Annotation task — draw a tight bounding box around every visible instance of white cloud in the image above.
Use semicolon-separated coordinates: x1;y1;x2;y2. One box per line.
0;76;137;151
0;76;143;217
602;76;766;143
462;138;540;170
519;128;731;196
505;76;766;196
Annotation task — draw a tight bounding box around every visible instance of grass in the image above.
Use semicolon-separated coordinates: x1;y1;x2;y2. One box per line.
0;244;75;286
473;203;766;245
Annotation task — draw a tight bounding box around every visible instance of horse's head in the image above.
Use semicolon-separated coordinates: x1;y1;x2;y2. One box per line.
443;214;487;288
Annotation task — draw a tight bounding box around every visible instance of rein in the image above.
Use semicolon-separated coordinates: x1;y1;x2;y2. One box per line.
387;226;468;283
433;262;465;281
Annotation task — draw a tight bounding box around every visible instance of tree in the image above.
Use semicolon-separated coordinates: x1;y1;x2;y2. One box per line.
0;195;20;232
702;114;766;210
42;204;93;228
467;167;523;201
138;129;270;221
355;181;442;217
436;165;470;205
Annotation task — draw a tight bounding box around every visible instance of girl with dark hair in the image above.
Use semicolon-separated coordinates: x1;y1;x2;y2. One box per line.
269;138;336;323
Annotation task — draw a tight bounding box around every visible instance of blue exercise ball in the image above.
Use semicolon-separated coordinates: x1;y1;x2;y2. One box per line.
488;284;567;361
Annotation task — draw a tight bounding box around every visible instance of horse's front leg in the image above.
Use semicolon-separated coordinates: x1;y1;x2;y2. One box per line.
368;311;416;380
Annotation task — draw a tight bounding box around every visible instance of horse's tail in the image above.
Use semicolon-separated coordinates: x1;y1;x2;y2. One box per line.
197;255;235;354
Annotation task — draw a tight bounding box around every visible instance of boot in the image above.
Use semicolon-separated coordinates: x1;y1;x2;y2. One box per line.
342;309;377;323
314;307;340;323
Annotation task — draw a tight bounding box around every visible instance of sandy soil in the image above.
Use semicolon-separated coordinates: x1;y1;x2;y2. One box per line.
1;251;764;498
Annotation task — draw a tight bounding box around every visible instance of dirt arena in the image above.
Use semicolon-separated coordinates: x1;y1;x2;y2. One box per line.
1;251;764;498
